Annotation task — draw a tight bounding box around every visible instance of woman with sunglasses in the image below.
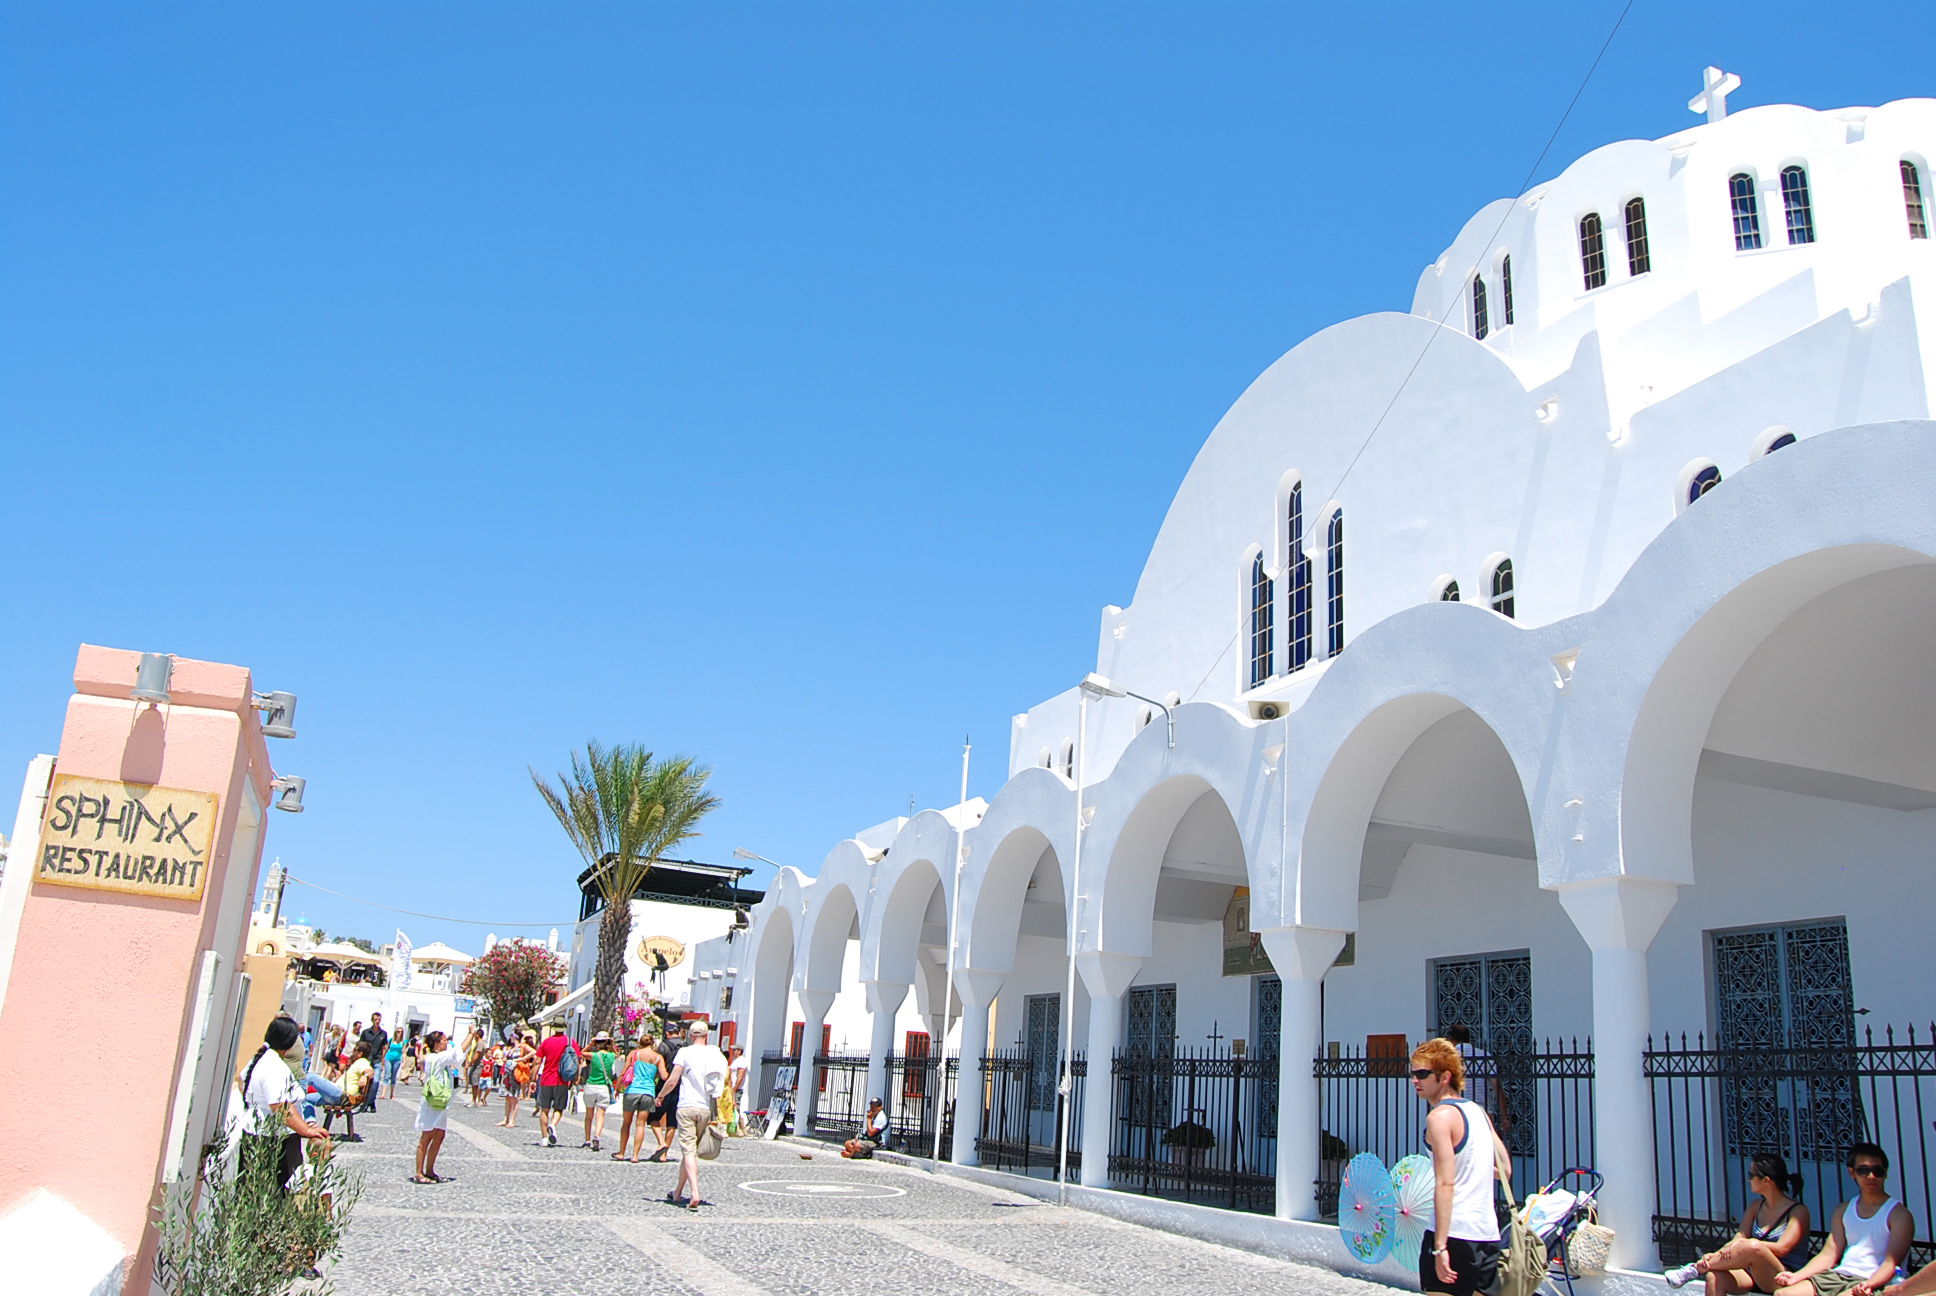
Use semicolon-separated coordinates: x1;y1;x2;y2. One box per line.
1775;1143;1912;1296
1665;1153;1809;1291
1412;1037;1514;1296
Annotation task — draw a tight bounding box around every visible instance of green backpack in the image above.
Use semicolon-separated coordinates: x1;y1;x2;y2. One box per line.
425;1065;453;1110
1497;1178;1549;1296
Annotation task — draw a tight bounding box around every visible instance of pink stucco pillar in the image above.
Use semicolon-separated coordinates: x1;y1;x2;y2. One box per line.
0;646;280;1290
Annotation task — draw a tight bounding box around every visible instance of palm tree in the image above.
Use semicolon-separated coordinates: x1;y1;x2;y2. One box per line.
531;743;720;1034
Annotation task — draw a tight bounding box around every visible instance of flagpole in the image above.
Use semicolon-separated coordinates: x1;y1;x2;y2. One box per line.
931;736;970;1166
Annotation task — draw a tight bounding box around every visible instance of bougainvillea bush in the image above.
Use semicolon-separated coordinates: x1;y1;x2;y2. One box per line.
460;940;567;1032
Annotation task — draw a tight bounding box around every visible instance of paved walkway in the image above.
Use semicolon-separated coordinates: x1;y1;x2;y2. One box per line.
323;1096;1396;1296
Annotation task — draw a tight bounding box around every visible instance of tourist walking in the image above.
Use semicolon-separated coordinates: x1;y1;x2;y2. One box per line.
1412;1036;1511;1296
382;1032;404;1099
356;1014;389;1111
614;1032;668;1162
498;1030;538;1129
649;1022;685;1161
664;1021;727;1210
579;1030;619;1152
462;1028;487;1107
411;1030;460;1184
532;1021;580;1147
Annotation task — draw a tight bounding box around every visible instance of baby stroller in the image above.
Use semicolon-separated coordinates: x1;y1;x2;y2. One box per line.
1517;1166;1608;1296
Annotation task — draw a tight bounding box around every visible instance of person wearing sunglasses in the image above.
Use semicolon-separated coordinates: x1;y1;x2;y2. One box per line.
1773;1144;1912;1296
1412;1037;1513;1296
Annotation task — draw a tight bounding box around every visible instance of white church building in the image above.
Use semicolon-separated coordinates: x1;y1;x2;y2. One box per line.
728;80;1936;1278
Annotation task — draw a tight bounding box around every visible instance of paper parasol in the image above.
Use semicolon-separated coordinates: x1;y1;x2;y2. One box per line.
1338;1151;1397;1264
1389;1153;1434;1269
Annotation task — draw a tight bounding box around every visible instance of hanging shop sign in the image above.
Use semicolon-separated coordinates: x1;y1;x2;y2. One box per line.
637;935;687;968
35;774;220;903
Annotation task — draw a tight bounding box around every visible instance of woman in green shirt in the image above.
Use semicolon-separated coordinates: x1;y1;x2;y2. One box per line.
578;1030;620;1152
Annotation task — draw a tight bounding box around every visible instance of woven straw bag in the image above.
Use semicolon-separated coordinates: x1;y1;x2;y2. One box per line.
1564;1210;1615;1276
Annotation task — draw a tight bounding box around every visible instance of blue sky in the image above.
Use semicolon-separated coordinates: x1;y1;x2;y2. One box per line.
3;3;1929;953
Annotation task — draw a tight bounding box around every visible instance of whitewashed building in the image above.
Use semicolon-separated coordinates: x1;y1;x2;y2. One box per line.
733;83;1936;1277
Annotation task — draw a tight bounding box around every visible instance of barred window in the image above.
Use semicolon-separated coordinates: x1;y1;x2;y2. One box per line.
1248;555;1275;688
1501;255;1515;325
1489;558;1515;620
1780;167;1815;245
1688;464;1722;504
1625;197;1651;275
1904;161;1929;239
1579;213;1607;290
1471;275;1489;339
1325;510;1345;657
1286;484;1313;672
1730;173;1763;250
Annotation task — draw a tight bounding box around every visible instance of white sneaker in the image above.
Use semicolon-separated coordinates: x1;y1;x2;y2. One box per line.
1664;1263;1700;1289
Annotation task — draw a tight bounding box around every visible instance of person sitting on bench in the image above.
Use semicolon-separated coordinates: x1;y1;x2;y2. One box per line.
323;1044;375;1140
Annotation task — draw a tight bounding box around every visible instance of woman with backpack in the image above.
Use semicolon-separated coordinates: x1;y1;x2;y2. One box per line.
412;1030;459;1184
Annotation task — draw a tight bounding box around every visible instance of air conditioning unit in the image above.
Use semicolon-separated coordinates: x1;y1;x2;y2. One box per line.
1249;700;1283;721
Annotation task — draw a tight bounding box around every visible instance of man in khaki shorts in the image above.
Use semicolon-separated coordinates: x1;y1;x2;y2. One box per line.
662;1021;726;1211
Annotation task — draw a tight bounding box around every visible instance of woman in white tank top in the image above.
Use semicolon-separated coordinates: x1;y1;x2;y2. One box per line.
1414;1038;1514;1296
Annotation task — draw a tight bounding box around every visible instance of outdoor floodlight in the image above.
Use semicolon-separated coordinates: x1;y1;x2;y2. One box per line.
271;775;307;813
253;690;299;739
131;652;173;704
1078;672;1126;699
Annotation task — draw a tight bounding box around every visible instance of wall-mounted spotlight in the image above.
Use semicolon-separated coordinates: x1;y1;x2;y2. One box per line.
271;775;307;813
131;653;173;704
253;691;299;739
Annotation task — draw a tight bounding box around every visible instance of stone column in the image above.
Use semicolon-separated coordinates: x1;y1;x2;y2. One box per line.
1558;876;1680;1272
1259;926;1348;1221
1076;950;1144;1188
949;969;1006;1165
863;980;909;1117
794;988;836;1132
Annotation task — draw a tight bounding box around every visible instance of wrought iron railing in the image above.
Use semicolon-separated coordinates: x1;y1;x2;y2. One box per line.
883;1054;959;1156
978;1048;1084;1179
807;1052;871;1135
1312;1038;1595;1218
1645;1024;1936;1269
1110;1046;1277;1214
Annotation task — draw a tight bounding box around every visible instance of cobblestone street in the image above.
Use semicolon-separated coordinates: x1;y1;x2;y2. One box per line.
323;1098;1394;1296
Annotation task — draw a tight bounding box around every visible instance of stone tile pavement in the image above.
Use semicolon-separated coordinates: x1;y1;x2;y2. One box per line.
319;1095;1398;1295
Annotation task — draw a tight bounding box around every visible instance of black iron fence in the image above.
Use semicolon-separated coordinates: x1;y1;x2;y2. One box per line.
1645;1024;1936;1269
1312;1038;1595;1218
884;1053;959;1156
978;1048;1085;1179
1109;1046;1277;1214
807;1053;871;1136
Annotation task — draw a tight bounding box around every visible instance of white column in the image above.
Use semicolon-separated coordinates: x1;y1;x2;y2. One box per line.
1076;950;1143;1188
950;969;1006;1165
863;980;909;1115
795;988;836;1132
1259;926;1348;1221
1558;876;1679;1272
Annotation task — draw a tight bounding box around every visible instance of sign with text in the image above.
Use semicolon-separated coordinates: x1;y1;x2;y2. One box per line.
35;774;220;903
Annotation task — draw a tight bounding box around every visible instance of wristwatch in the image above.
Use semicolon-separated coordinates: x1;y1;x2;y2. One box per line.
1434;1246;1451;1256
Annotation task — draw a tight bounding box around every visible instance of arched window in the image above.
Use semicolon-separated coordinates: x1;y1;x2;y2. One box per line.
1285;484;1313;672
1687;464;1722;504
1040;750;1053;770
1729;173;1763;250
1780;166;1815;245
1764;431;1797;454
1248;555;1275;687
1579;213;1607;290
1325;510;1345;657
1061;742;1075;781
1625;197;1651;275
1440;579;1461;603
1488;558;1515;619
1904;161;1929;240
1501;255;1515;325
1470;275;1489;339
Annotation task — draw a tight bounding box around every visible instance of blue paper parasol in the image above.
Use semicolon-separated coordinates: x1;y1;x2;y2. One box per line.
1389;1153;1434;1270
1339;1152;1397;1264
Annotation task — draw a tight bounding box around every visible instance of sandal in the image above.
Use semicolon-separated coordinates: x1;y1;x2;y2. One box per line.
611;1152;629;1160
428;1173;454;1183
410;1176;434;1185
687;1199;705;1211
662;1192;686;1206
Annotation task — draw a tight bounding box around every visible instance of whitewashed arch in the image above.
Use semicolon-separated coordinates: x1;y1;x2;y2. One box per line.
800;840;874;994
956;767;1075;975
858;809;963;986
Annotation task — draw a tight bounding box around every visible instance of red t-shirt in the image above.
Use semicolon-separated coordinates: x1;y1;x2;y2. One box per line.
537;1034;576;1085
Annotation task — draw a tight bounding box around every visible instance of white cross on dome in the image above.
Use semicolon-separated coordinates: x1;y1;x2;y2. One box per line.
1688;65;1741;123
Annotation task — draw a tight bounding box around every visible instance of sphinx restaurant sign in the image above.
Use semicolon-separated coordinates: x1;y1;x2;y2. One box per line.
35;773;220;903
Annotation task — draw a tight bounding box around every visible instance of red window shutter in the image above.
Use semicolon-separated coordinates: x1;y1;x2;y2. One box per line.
903;1032;931;1098
818;1023;832;1092
788;1021;804;1060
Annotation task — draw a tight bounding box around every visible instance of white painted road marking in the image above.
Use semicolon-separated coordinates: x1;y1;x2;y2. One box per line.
737;1179;908;1198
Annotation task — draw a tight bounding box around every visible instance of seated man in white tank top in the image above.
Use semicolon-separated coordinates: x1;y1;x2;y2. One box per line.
1774;1143;1912;1296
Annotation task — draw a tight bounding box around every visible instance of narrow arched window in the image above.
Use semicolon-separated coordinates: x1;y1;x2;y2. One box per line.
1470;275;1489;339
1579;213;1607;290
1687;464;1722;504
1904;161;1929;240
1780;166;1815;245
1765;431;1797;454
1325;511;1345;657
1488;559;1515;619
1062;742;1075;780
1440;579;1461;603
1500;255;1515;325
1248;555;1275;687
1730;173;1763;250
1286;484;1312;672
1625;197;1651;275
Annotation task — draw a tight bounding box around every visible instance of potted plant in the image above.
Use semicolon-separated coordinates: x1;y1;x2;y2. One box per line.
1161;1119;1217;1167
